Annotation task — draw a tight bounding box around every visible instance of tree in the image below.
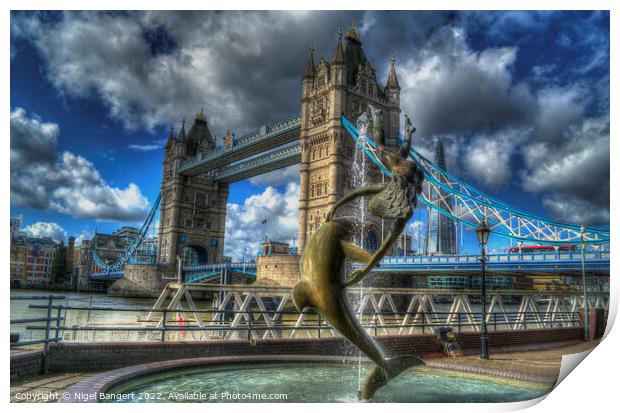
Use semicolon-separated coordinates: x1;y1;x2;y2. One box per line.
50;241;67;285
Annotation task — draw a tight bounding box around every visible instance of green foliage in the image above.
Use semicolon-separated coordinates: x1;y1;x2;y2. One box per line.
50;241;67;284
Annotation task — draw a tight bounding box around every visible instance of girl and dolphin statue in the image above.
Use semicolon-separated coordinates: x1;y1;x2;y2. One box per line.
292;105;426;399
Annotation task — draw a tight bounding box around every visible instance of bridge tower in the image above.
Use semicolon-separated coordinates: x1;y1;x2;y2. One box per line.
157;111;229;266
298;22;402;251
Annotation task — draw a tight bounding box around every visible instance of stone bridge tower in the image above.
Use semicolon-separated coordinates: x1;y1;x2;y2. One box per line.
157;110;228;266
298;22;402;251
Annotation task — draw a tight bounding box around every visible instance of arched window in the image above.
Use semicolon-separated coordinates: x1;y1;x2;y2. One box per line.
319;147;323;158
195;192;206;207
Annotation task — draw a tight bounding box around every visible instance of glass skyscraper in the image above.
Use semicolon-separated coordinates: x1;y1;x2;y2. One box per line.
425;139;457;255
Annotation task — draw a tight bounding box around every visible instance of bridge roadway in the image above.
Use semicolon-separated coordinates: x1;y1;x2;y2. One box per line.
177;114;301;177
89;250;609;282
180;250;610;282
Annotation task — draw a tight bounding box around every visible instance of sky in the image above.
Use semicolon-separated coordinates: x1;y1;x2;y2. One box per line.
9;11;610;258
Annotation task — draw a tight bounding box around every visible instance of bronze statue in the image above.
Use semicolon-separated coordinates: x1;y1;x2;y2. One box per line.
292;107;425;399
325;110;424;284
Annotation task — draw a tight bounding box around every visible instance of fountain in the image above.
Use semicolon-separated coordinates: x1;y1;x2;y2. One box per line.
104;363;551;403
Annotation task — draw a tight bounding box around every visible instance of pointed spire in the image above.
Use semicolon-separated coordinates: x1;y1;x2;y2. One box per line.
166;123;174;147
195;107;207;122
303;45;315;79
386;55;400;90
331;29;345;65
178;117;187;141
345;20;361;43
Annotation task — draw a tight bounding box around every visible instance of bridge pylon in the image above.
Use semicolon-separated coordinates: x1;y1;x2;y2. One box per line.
157;111;228;267
298;22;402;251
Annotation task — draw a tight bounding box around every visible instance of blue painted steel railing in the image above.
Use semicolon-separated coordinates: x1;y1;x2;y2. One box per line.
91;193;161;273
184;271;221;284
376;251;609;273
178;113;301;174
183;262;257;284
341;115;610;245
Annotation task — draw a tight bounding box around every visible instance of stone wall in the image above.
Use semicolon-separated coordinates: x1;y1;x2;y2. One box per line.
10;350;43;382
255;255;300;287
46;327;582;373
107;264;171;298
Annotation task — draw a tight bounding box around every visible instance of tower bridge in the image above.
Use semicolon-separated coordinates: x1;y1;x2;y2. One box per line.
88;22;610;298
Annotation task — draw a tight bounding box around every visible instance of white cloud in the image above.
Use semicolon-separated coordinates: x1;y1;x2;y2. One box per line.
463;128;529;189
74;230;94;246
24;222;67;243
11;107;150;222
224;183;299;260
11;11;348;134
127;139;167;152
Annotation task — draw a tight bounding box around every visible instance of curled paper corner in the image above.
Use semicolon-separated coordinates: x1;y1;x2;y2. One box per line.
491;393;550;412
553;346;596;389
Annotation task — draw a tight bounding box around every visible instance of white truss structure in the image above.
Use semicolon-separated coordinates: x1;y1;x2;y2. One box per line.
143;284;608;341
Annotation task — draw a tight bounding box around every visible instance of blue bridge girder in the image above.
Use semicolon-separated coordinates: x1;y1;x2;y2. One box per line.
178;114;301;177
374;251;609;276
341;115;610;246
183;262;257;284
88;271;125;282
89;111;610;278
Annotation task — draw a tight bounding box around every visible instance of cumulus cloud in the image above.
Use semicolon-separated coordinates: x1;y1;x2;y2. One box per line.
520;115;609;225
463;128;529;189
74;230;94;246
10;108;150;222
24;222;67;243
224;183;299;260
11;11;356;134
399;26;534;140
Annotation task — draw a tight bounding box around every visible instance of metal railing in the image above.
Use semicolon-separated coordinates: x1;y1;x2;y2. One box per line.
14;302;583;344
10;295;66;373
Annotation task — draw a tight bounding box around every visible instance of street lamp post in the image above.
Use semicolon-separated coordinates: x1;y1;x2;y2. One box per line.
580;225;589;341
476;219;491;360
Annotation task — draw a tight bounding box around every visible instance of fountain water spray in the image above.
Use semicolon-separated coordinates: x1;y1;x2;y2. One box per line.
352;111;370;392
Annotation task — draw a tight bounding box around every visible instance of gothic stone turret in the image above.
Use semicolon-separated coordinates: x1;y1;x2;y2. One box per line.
297;22;402;251
157;110;228;266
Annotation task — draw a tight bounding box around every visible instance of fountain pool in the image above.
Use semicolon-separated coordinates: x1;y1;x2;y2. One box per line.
104;363;552;403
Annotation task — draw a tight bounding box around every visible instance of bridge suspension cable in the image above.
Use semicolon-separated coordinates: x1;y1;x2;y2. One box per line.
92;193;161;272
341;115;609;245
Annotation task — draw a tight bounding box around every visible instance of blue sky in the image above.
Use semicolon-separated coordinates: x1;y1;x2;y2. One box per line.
10;11;609;257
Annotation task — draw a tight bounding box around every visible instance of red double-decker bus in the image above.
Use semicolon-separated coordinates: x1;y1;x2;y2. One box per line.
507;245;577;253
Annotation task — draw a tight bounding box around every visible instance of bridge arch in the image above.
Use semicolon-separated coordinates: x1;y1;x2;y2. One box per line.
182;244;209;266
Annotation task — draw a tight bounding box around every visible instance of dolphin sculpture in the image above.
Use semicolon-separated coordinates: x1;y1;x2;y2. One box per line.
292;108;425;399
292;218;424;399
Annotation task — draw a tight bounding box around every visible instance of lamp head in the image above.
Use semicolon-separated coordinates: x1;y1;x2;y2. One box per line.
475;219;491;247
